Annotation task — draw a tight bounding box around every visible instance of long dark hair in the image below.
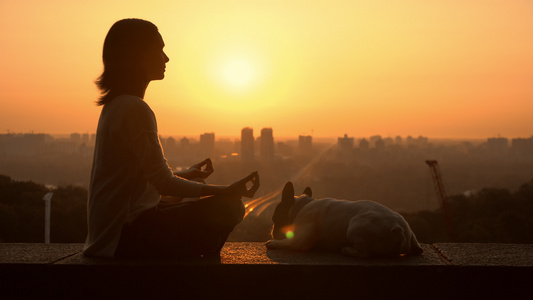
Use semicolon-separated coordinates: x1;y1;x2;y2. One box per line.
95;19;159;106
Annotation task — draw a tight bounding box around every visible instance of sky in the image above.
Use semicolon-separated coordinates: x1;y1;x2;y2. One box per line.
0;0;532;139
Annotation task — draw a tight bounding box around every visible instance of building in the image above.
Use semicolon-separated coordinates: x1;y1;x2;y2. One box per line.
359;138;369;151
298;135;313;156
369;135;382;147
199;132;215;158
241;127;255;162
511;137;533;158
338;134;354;152
260;127;274;161
487;137;508;155
375;138;385;151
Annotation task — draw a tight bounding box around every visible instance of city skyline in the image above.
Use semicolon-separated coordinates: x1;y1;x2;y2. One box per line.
1;126;532;213
1;1;532;139
2;127;532;143
3;128;532;152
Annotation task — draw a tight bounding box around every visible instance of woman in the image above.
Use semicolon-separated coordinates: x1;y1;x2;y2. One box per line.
83;19;259;259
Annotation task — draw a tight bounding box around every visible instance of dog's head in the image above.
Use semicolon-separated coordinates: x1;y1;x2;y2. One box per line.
271;181;313;240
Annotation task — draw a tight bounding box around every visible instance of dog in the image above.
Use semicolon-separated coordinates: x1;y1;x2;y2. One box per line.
266;182;423;258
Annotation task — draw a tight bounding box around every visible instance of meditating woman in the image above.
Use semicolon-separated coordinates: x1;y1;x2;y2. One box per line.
83;18;259;259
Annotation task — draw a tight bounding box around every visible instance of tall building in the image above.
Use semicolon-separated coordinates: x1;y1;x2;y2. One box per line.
70;133;81;144
338;134;354;152
200;132;215;158
241;127;254;162
81;133;89;145
511;137;533;158
487;137;508;155
375;138;385;151
260;127;274;161
180;137;190;147
369;135;382;147
359;138;369;151
298;135;313;156
395;135;403;145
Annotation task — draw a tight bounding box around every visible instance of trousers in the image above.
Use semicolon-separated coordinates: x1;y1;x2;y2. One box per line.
115;195;245;258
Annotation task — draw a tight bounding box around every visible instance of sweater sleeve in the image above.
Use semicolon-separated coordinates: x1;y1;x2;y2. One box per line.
128;100;203;197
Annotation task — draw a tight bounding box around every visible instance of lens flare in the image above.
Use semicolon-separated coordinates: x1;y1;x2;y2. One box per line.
285;231;294;239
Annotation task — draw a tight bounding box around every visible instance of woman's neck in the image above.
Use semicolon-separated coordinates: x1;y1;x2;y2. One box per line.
116;80;149;99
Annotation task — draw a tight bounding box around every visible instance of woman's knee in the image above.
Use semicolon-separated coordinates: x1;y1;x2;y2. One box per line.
215;195;245;226
228;195;246;220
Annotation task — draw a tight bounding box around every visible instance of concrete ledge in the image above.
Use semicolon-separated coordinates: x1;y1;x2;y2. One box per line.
1;243;532;299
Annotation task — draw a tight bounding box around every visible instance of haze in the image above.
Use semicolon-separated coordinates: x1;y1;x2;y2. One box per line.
1;0;532;139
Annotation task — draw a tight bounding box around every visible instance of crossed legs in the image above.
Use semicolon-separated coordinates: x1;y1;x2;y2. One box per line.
115;195;245;259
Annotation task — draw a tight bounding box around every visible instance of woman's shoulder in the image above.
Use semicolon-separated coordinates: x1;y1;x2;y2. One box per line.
107;95;152;113
100;95;154;125
100;95;156;131
111;94;146;106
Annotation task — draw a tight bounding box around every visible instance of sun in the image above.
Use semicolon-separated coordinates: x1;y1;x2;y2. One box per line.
219;57;256;89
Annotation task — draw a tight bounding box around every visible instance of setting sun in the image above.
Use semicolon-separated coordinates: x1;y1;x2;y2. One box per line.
219;57;257;89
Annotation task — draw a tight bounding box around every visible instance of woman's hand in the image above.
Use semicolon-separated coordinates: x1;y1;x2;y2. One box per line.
226;171;260;198
188;158;214;179
175;158;214;180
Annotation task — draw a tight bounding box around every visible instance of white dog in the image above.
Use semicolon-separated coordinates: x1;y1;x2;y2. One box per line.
266;182;423;258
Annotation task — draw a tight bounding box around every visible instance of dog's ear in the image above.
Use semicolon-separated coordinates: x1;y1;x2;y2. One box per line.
303;187;312;197
281;181;295;204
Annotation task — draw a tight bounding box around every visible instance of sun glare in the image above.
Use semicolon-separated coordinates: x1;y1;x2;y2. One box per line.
219;57;256;89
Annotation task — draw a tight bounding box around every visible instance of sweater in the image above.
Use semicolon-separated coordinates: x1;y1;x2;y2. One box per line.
83;95;203;258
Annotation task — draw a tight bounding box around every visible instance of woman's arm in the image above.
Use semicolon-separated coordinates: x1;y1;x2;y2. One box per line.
128;100;259;199
173;158;214;180
200;171;260;198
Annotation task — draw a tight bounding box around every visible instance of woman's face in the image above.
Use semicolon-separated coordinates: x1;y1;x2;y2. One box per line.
141;32;170;82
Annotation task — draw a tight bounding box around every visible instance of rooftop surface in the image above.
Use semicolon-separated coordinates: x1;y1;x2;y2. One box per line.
1;242;532;299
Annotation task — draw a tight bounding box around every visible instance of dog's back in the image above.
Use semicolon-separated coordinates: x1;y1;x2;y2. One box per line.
295;199;419;256
268;182;423;258
293;198;367;250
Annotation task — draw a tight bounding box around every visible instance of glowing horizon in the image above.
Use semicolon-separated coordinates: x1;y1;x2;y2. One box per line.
0;0;532;139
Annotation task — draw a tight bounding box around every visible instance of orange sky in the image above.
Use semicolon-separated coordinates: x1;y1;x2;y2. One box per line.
0;0;532;139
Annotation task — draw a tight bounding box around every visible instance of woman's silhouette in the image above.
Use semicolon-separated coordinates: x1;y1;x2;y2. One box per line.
84;19;259;259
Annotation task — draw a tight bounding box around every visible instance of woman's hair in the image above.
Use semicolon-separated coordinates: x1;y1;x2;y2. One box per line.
95;19;159;106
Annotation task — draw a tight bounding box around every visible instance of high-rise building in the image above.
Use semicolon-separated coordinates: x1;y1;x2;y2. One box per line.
241;127;254;161
298;135;313;156
487;137;508;155
375;138;385;151
70;133;81;144
369;135;382;147
180;137;190;147
200;132;215;158
359;138;369;150
81;133;89;144
395;135;403;145
260;127;274;161
338;134;354;152
511;137;533;158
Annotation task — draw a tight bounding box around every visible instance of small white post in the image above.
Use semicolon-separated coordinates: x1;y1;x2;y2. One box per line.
42;192;53;244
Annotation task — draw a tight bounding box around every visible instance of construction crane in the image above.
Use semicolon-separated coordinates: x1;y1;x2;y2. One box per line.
425;160;456;241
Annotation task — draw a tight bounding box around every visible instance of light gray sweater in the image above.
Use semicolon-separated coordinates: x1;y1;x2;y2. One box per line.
83;95;203;258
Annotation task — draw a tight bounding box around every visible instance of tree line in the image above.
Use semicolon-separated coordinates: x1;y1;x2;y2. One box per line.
0;173;532;244
0;174;87;243
402;179;533;243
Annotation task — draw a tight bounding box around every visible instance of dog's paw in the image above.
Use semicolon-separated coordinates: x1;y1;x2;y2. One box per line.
265;239;282;249
265;240;275;248
411;243;424;255
341;246;369;258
